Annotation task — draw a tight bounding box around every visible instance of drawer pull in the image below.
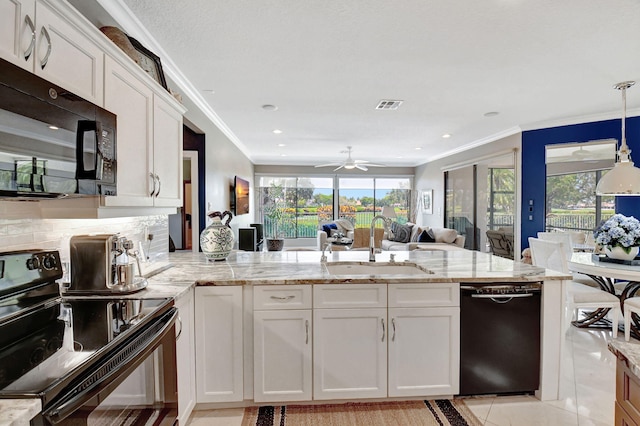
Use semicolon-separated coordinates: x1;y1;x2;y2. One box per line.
270;295;295;301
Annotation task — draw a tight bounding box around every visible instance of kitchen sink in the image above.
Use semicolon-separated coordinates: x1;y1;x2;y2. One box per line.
325;262;432;276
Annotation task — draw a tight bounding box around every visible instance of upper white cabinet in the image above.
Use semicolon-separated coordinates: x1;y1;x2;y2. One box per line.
102;55;183;208
103;55;154;207
151;94;183;207
0;0;103;105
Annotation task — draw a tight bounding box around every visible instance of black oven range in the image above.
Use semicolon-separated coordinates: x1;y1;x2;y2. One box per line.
0;250;178;425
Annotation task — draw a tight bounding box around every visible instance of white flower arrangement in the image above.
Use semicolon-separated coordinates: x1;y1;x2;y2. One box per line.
594;214;640;253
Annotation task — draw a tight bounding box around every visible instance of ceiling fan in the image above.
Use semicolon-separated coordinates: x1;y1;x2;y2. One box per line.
314;146;386;171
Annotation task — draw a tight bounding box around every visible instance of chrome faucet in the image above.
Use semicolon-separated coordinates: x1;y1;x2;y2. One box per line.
320;241;332;262
369;214;391;262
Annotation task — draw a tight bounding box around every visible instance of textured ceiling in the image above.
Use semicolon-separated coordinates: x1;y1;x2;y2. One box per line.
114;0;640;168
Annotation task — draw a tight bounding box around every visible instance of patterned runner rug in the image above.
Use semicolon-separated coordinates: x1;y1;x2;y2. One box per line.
241;399;482;426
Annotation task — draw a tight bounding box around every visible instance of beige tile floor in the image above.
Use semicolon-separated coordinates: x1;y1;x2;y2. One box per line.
187;325;620;426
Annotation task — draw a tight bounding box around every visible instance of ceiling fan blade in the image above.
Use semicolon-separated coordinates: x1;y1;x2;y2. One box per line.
315;162;341;168
333;165;345;172
355;164;368;171
353;160;370;164
364;163;386;167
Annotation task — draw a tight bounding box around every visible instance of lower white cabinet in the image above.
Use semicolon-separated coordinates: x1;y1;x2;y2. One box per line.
175;289;196;424
195;286;243;403
388;307;460;397
253;285;312;402
313;307;388;400
254;309;312;402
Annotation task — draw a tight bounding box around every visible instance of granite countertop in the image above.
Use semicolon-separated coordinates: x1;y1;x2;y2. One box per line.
148;249;570;286
0;249;568;425
609;340;640;377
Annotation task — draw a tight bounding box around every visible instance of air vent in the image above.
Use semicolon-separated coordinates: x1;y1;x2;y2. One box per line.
375;100;403;110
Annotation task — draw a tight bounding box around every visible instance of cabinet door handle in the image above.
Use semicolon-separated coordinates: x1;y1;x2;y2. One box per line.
40;26;52;70
149;173;157;196
24;15;36;61
305;319;309;345
155;174;161;197
270;295;295;301
391;317;396;342
381;318;385;342
176;315;183;341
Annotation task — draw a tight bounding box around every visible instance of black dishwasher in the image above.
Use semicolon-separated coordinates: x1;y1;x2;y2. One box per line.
460;283;541;396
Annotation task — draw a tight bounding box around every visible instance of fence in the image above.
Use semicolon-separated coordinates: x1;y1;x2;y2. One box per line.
263;211;410;239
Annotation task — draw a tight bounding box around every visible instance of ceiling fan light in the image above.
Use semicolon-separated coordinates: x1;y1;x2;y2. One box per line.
344;164;356;169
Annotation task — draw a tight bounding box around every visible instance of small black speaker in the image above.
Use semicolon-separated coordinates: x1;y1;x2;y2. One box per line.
239;228;257;251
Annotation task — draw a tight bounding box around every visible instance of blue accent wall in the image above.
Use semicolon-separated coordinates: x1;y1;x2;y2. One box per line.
521;116;640;248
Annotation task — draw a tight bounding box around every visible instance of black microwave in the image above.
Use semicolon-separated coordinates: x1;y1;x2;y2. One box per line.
0;57;116;199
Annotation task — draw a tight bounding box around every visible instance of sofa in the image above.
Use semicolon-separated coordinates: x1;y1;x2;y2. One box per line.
316;218;355;250
380;223;466;251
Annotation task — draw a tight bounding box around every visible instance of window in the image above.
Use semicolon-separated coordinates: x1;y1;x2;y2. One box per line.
338;177;411;228
258;175;412;239
259;177;333;238
545;140;616;233
487;168;515;230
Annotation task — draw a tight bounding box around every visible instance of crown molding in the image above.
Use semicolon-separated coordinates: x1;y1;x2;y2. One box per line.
95;0;253;162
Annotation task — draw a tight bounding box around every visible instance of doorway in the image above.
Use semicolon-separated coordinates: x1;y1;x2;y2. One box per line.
168;151;199;252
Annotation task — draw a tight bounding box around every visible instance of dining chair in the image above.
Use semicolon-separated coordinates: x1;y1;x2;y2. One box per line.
624;298;640;341
528;237;620;337
537;231;598;288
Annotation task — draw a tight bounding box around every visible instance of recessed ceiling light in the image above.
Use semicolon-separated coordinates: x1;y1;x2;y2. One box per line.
48;125;59;130
484;111;499;117
396;156;403;159
273;129;283;134
203;89;215;94
442;133;451;138
278;143;286;147
415;147;422;151
262;104;278;111
280;154;287;157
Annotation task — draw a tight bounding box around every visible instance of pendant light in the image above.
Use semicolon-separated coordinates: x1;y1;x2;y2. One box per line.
595;81;640;195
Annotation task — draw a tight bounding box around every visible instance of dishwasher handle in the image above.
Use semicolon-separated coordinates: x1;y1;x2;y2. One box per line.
470;293;534;299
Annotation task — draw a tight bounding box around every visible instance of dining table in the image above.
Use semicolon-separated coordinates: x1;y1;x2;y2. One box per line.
569;252;640;336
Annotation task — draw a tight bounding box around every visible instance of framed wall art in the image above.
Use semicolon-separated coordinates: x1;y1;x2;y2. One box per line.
422;189;433;215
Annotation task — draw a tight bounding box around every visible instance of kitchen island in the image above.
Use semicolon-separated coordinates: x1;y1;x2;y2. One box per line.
147;249;570;404
0;249;571;425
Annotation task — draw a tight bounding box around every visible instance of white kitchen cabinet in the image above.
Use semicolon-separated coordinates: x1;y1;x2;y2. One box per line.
103;55;154;207
151;94;183;207
195;286;243;403
388;307;459;397
313;284;388;400
103;55;183;209
313;307;388;400
0;0;103;105
388;282;460;397
175;289;196;425
253;285;312;402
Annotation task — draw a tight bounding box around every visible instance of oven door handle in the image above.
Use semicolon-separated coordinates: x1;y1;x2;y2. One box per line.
42;307;178;424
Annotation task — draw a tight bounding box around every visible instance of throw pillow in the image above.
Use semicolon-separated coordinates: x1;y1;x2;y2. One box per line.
432;228;457;244
418;228;436;243
391;222;412;243
322;223;338;235
410;226;422;242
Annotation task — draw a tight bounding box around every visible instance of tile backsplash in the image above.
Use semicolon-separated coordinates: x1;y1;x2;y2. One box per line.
0;215;169;265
